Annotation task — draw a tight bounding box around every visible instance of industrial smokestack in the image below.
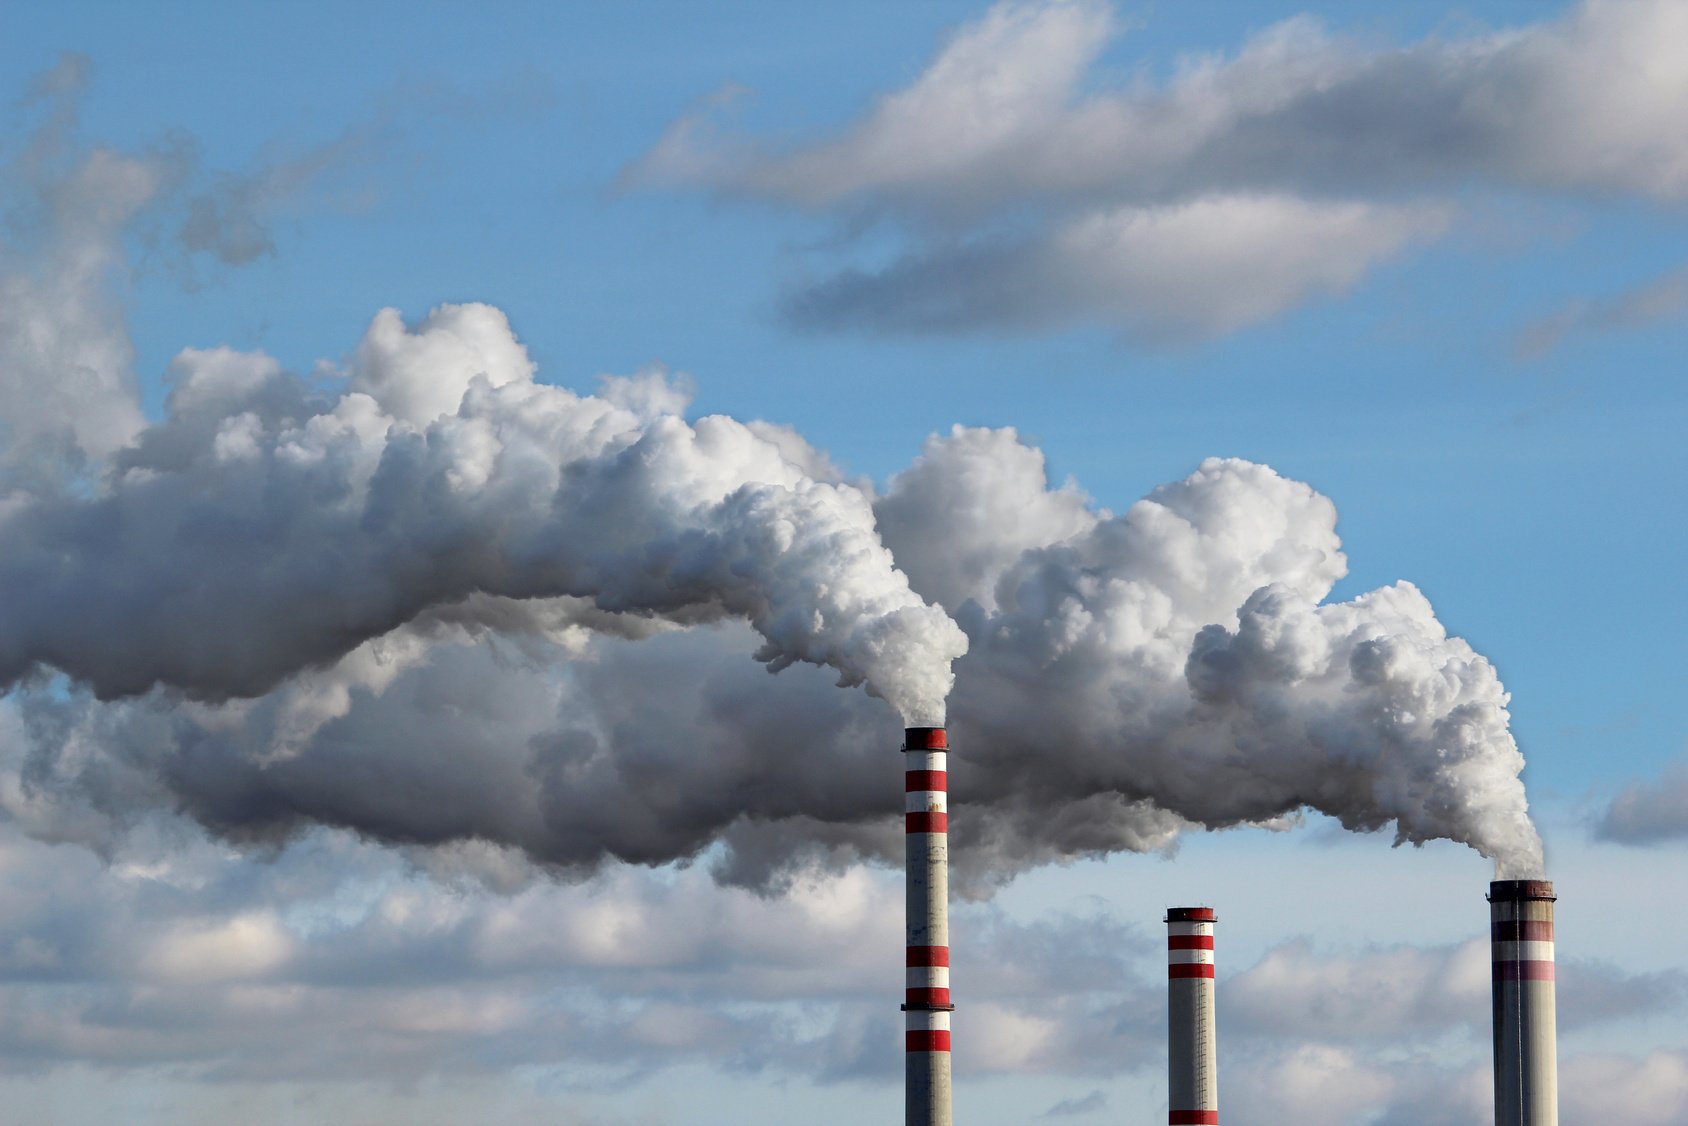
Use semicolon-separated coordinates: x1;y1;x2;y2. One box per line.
1166;907;1217;1126
904;726;952;1126
1491;880;1558;1126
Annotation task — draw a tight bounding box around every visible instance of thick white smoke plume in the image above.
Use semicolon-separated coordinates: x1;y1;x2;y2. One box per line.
881;429;1543;881
0;305;966;726
0;298;1542;883
0;65;1542;883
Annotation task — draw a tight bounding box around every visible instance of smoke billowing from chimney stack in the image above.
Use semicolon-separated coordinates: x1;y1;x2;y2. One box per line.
0;237;1545;887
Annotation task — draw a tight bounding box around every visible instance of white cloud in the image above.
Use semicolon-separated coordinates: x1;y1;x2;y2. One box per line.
0;819;1161;1084
0;814;1681;1123
1222;935;1680;1043
631;0;1688;340
785;194;1450;340
143;912;294;984
1226;1045;1398;1126
1561;1051;1688;1126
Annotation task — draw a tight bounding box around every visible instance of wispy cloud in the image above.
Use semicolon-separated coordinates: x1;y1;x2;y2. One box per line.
629;0;1688;343
1517;263;1688;357
1042;1088;1106;1116
1596;759;1688;844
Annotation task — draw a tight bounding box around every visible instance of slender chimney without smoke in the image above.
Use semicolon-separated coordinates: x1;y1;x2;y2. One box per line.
1491;880;1558;1126
1167;907;1217;1126
904;726;952;1126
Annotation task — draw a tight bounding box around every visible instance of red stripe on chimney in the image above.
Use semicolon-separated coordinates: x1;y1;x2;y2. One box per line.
905;770;947;792
906;1030;951;1052
1491;920;1554;942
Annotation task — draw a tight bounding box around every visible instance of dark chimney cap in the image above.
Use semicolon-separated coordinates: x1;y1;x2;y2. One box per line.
904;727;947;750
1166;907;1216;922
1488;879;1555;901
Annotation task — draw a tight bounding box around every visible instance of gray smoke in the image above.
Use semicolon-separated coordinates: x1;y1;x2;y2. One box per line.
0;310;966;725
0;77;1543;886
882;428;1542;881
0;322;1542;883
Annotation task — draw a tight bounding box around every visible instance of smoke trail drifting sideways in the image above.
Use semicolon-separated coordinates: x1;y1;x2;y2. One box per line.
0;305;1542;884
880;427;1544;881
0;305;967;726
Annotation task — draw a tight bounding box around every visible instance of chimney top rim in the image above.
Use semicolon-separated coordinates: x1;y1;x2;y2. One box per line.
1488;879;1556;901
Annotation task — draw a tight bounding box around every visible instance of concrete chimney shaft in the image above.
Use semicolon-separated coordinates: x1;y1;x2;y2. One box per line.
1491;880;1558;1126
1167;907;1217;1126
904;727;952;1126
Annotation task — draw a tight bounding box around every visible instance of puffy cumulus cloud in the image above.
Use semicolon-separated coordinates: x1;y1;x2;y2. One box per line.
1225;1045;1403;1126
0;819;1162;1086
1222;937;1682;1044
1597;760;1688;845
0;824;904;1083
0;814;1679;1110
1224;939;1491;1042
630;0;1688;341
1248;1051;1688;1126
1217;933;1686;1126
1560;1051;1688;1126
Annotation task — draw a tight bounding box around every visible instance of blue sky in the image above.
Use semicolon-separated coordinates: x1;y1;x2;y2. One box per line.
2;2;1687;1124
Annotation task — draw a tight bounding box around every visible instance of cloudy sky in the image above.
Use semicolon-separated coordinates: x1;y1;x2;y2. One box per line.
2;1;1687;1123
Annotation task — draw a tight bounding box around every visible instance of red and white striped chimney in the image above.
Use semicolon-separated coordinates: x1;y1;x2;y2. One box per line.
1166;907;1217;1126
1491;879;1557;1126
904;726;952;1126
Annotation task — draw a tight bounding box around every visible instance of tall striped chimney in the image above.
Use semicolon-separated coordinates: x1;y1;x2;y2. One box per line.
904;726;952;1126
1166;907;1217;1126
1491;880;1558;1126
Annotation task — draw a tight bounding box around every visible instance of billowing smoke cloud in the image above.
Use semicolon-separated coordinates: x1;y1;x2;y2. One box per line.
883;429;1543;880
0;307;967;725
0;50;1543;886
0;309;1542;881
